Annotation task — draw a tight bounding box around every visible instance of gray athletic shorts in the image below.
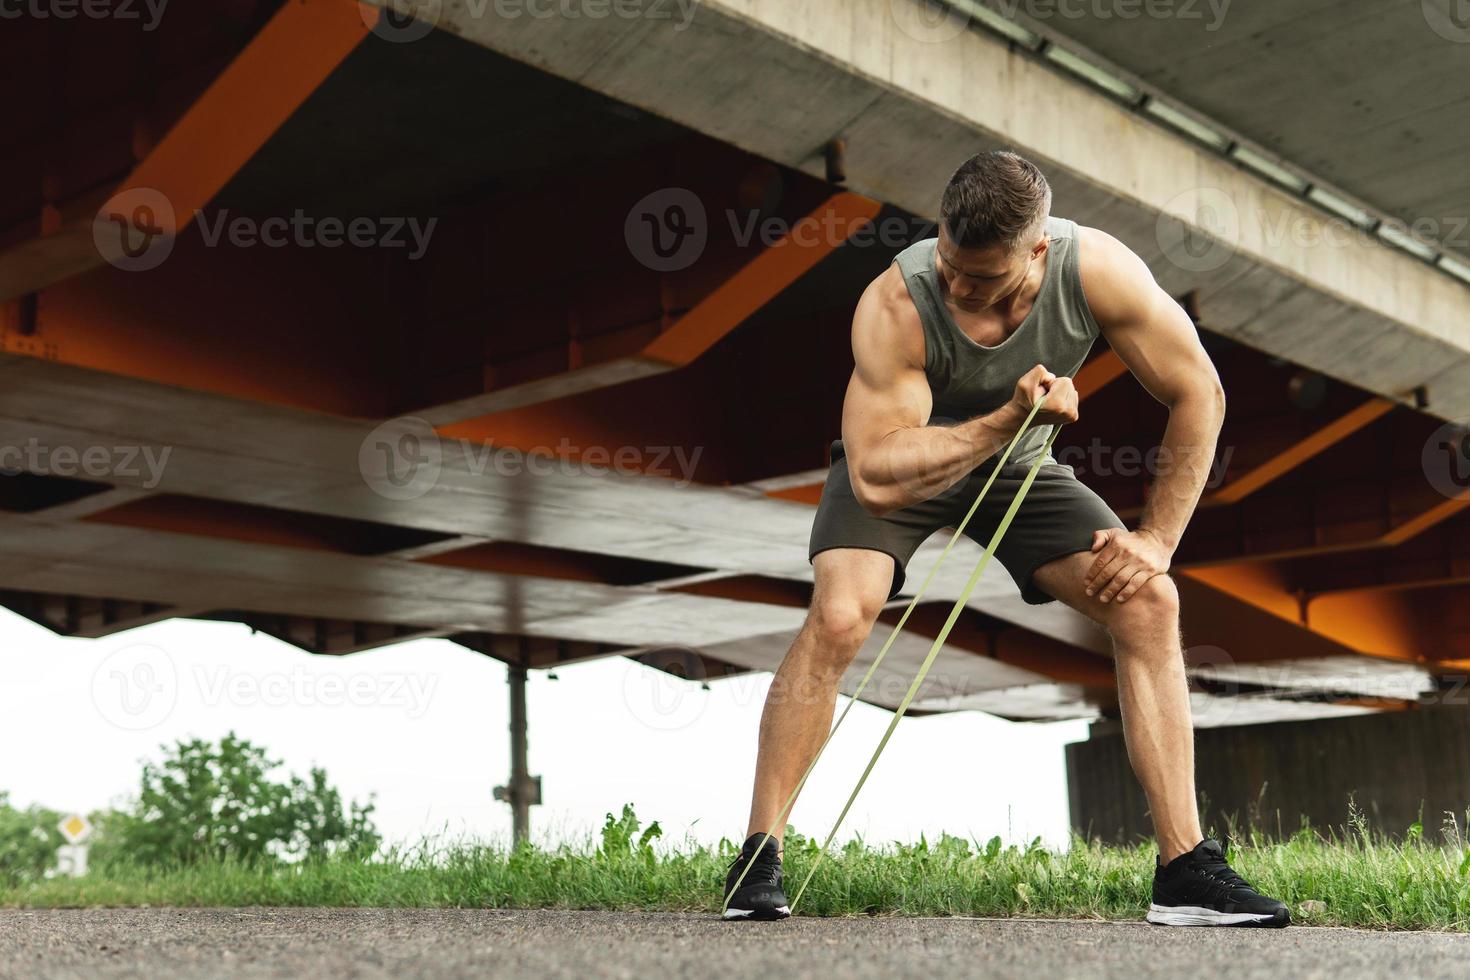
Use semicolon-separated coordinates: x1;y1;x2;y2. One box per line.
808;440;1126;604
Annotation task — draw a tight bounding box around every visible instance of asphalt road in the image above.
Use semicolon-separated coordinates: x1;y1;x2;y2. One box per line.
1;908;1466;980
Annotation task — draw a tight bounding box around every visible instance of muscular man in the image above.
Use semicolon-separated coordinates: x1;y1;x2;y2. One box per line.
722;151;1289;928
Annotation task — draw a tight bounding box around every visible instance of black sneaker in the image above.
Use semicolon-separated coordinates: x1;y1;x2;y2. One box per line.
721;833;790;921
1147;838;1290;928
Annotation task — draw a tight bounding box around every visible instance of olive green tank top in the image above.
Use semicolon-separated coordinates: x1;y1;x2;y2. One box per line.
893;216;1100;466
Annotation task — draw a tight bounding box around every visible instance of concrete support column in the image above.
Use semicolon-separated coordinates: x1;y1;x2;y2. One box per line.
1067;706;1470;843
494;662;541;844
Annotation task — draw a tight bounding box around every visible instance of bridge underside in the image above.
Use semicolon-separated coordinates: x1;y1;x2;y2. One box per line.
2;0;1468;837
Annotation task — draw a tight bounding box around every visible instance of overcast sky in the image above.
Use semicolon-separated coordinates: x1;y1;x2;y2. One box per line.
0;608;1087;852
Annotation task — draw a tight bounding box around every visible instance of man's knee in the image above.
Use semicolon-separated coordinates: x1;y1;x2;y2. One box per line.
1107;574;1180;637
803;592;883;668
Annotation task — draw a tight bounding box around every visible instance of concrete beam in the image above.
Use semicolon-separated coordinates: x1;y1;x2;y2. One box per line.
2;350;1423;700
399;0;1470;421
0;589;193;640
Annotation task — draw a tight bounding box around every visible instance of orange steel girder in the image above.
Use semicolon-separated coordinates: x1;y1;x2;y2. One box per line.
0;0;374;305
1147;393;1461;675
1181;563;1470;672
1181;485;1470;568
1144;394;1468;571
1208;397;1397;505
1117;396;1398;524
437;192;884;458
1071;349;1127;398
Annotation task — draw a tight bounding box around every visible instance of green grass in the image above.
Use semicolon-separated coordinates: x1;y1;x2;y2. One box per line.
5;815;1469;931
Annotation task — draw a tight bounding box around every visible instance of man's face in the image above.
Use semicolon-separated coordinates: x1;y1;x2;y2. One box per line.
935;224;1048;313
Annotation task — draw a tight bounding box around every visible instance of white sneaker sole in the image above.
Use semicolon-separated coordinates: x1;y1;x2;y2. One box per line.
722;906;791;921
1146;904;1281;927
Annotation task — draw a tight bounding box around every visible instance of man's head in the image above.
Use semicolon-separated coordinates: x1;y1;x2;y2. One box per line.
935;151;1052;311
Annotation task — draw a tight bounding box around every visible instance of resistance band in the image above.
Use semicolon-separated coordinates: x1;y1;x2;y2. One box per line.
790;421;1061;911
722;393;1055;916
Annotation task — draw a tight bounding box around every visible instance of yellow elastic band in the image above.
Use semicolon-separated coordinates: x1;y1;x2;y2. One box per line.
789;422;1062;911
722;394;1053;914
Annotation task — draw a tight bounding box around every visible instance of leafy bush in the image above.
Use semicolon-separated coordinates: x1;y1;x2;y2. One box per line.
105;733;380;867
0;793;63;886
598;804;662;858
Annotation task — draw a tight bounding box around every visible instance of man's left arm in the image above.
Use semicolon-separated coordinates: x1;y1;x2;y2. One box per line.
1075;228;1227;604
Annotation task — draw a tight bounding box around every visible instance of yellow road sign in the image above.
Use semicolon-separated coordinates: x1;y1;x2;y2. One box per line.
58;814;92;845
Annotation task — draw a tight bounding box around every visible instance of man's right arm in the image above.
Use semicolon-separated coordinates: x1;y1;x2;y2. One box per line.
841;268;1077;516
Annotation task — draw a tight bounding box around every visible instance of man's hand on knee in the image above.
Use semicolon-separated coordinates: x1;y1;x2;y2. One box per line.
1084;528;1172;604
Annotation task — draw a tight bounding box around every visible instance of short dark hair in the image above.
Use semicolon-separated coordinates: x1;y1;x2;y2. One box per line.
939;150;1052;252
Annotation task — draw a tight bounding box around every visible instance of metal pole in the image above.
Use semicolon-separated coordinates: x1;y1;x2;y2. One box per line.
495;661;540;844
508;662;531;842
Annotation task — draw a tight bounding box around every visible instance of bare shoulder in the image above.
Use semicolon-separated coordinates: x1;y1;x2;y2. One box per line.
852;262;925;372
1074;225;1160;330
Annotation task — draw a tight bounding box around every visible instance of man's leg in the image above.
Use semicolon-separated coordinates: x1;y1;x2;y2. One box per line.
744;547;894;843
1031;552;1202;862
